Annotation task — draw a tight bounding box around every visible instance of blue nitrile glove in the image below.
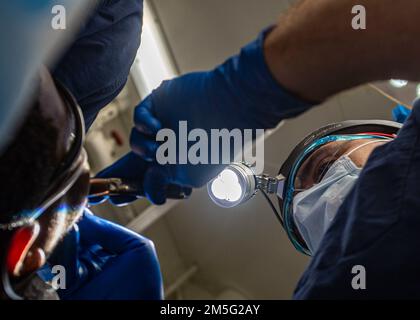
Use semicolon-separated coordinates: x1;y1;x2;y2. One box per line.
392;104;412;124
106;28;313;204
45;211;163;300
90;152;192;206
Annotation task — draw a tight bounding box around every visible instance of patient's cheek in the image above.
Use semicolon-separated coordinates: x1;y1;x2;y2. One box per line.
350;144;384;168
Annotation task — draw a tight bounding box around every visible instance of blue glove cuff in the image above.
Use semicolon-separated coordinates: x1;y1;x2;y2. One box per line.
392;104;412;124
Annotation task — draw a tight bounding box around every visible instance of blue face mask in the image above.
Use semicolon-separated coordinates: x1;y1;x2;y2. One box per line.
292;140;383;254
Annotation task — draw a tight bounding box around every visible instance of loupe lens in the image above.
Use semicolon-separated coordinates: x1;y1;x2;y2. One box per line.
207;163;256;208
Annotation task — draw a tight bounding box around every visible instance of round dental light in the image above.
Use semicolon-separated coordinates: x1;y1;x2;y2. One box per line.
207;163;256;208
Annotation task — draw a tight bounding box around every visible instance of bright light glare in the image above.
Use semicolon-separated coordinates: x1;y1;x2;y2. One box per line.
389;79;408;88
211;169;243;202
131;1;177;97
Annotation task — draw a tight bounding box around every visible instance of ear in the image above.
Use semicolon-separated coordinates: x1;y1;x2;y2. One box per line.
6;222;45;277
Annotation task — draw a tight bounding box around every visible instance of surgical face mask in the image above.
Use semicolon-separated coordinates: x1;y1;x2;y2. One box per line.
292;140;383;254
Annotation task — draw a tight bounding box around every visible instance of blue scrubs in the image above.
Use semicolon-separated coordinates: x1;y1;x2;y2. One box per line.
53;212;164;300
54;0;143;128
50;0;163;300
294;100;420;299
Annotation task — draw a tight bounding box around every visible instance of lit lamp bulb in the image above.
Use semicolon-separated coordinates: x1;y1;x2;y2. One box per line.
207;163;256;208
207;163;284;208
210;169;243;202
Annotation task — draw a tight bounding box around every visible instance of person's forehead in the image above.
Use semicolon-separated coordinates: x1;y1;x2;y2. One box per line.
314;140;354;154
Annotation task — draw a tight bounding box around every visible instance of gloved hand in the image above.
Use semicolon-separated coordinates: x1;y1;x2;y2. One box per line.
45;211;163;300
105;28;312;204
90;152;192;206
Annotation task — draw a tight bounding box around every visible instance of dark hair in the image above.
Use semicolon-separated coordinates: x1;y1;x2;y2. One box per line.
0;103;60;220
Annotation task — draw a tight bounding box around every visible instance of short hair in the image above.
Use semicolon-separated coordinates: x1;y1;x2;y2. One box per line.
0;102;60;220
